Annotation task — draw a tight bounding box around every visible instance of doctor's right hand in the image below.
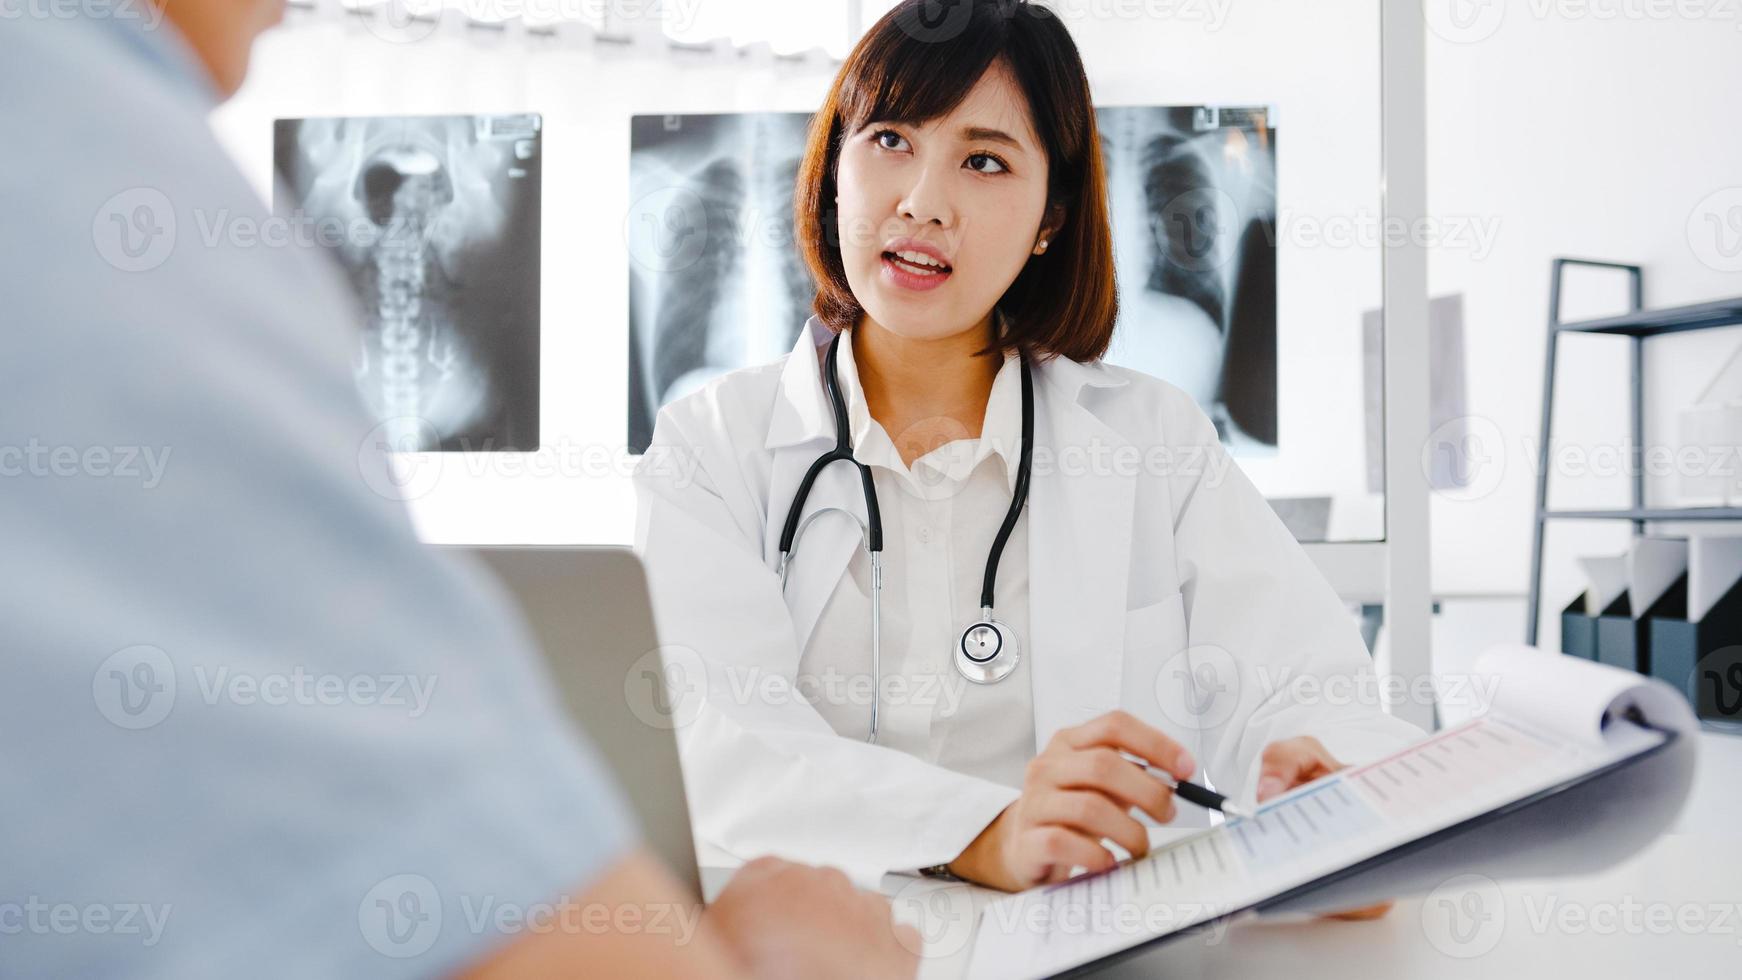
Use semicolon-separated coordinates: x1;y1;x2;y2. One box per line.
946;710;1195;892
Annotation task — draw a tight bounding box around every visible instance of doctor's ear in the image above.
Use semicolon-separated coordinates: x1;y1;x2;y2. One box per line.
1032;204;1066;256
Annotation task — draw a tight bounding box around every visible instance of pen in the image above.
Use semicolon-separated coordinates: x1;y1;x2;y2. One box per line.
1118;751;1255;820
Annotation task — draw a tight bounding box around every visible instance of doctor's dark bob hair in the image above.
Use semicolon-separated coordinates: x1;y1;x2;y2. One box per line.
793;0;1118;362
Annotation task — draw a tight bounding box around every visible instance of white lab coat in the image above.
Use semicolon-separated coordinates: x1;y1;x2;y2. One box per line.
632;315;1424;885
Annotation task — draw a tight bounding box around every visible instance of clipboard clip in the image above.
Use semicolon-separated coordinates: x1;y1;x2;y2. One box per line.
1601;701;1675;738
1600;702;1647;730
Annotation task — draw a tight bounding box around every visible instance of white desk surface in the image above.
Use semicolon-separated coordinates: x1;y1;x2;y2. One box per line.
701;731;1742;978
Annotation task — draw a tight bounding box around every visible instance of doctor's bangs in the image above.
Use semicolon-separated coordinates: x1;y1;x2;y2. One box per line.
793;0;1119;363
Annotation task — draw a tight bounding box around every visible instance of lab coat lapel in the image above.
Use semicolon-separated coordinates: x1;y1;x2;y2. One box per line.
765;317;866;655
1027;357;1135;751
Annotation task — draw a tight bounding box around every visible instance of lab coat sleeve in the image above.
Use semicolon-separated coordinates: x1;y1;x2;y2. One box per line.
632;402;1021;886
1164;399;1427;807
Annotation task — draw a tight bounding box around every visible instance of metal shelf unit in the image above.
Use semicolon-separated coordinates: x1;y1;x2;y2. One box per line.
1526;258;1742;645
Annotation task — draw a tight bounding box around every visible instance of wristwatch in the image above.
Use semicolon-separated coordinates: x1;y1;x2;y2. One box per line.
918;863;964;881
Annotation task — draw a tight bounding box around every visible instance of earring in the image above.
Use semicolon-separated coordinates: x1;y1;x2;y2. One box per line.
1035;239;1048;254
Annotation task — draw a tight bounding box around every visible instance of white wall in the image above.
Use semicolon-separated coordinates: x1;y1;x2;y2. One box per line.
1423;4;1742;654
210;0;1393;548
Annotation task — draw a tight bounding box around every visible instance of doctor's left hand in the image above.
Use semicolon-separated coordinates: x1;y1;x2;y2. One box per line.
1258;735;1395;922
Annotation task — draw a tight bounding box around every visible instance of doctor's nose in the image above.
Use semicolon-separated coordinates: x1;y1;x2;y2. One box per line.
896;167;956;228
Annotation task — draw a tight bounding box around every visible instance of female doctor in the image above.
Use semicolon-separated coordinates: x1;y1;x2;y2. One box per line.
633;0;1422;902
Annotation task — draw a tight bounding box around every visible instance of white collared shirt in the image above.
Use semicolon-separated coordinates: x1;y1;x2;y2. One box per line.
798;329;1037;791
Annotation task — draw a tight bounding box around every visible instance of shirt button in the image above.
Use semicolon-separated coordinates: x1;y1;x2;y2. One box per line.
917;526;932;543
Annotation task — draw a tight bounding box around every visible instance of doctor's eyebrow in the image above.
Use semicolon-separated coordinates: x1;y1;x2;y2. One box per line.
863;121;1032;154
957;126;1028;152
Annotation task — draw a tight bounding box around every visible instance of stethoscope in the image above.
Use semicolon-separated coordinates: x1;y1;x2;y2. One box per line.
775;331;1035;744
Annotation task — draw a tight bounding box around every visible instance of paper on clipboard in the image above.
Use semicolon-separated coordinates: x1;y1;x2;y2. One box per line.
961;647;1699;980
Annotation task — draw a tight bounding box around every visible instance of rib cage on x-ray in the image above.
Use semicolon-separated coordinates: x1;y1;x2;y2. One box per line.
274;114;542;453
1100;106;1277;450
626;106;1277;455
627;113;816;452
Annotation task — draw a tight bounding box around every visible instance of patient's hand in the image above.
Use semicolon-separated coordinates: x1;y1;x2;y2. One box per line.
708;857;920;979
1258;735;1395;921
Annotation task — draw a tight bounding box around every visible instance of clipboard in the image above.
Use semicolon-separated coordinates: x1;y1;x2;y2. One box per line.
963;647;1700;980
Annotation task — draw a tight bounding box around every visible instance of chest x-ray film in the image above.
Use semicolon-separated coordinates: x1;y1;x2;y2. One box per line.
626;106;1276;456
274;113;542;452
626;112;816;453
1099;106;1277;453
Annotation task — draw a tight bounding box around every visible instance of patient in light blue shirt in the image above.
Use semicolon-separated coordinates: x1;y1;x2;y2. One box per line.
0;13;635;978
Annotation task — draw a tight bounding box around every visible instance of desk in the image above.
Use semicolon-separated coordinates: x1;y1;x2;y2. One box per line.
709;831;1736;978
700;732;1741;978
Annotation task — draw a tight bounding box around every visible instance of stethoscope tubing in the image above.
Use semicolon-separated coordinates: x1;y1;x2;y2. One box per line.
775;329;1033;743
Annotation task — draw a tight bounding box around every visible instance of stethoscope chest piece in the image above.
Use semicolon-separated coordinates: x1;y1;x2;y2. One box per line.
955;611;1020;684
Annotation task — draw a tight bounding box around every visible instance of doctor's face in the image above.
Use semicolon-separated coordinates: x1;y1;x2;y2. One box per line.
833;61;1057;344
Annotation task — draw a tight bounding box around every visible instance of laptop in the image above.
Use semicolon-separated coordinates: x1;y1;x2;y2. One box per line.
457;545;702;900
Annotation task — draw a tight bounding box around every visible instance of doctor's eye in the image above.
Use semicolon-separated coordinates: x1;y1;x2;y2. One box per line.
867;127;1009;175
870;128;911;153
966;152;1009;175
